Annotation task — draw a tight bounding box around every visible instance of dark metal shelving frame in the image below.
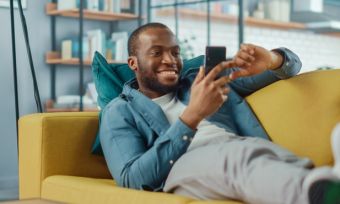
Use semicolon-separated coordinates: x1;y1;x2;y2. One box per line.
49;0;142;111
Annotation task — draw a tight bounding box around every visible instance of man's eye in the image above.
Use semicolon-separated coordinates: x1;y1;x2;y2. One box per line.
151;51;161;56
173;51;180;56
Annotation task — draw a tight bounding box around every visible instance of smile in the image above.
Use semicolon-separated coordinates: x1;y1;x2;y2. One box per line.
158;71;178;76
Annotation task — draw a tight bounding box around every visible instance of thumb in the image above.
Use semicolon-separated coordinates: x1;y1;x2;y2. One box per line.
193;66;205;85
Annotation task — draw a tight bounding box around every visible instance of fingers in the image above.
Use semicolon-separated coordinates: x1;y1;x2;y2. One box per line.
241;43;256;54
222;87;230;95
235;44;256;68
221;95;228;103
229;69;251;80
214;75;231;87
220;87;229;105
193;66;205;85
205;61;235;82
234;57;252;68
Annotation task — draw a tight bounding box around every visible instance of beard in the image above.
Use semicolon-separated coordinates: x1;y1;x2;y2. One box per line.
138;63;179;95
140;75;178;95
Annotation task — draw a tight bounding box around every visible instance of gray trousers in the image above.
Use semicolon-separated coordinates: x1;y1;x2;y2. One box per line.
163;136;314;204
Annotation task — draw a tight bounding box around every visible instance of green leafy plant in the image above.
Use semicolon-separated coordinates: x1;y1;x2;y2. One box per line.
178;35;196;60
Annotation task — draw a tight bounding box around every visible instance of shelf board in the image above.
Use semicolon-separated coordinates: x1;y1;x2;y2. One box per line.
156;9;306;30
45;99;98;112
46;2;138;21
323;32;340;38
46;51;125;66
46;107;99;112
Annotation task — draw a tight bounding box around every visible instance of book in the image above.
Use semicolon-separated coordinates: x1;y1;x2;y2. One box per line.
111;31;128;61
113;0;121;13
87;82;98;103
120;0;134;14
87;29;107;60
61;37;90;60
72;37;90;59
57;0;77;10
61;40;72;59
105;39;116;60
98;0;105;11
87;0;99;11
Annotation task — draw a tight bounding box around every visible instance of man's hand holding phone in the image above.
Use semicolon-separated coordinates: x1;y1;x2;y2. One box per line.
180;59;235;130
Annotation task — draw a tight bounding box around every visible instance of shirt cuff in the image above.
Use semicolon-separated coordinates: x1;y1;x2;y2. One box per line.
270;47;301;79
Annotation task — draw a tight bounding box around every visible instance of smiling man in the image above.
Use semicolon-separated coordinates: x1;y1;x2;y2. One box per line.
128;25;182;98
99;23;340;204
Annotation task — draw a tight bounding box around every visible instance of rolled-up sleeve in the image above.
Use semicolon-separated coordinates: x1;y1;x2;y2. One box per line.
229;47;302;97
270;47;302;79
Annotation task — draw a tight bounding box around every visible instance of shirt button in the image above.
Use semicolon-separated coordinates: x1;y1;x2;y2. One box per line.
285;62;289;66
182;135;188;141
169;160;174;165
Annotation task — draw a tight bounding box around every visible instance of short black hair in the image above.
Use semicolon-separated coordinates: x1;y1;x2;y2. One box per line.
128;22;170;56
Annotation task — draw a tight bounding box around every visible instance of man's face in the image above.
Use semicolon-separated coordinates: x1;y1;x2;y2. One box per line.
130;27;183;98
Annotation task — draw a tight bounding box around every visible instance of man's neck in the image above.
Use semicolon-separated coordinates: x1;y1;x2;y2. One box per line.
138;88;168;99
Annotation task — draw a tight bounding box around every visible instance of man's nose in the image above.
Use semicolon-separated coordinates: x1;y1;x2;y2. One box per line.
161;52;176;64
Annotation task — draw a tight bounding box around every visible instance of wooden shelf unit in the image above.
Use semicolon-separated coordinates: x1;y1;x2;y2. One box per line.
46;2;138;21
45;2;140;112
156;9;306;30
45;51;125;66
45;99;99;112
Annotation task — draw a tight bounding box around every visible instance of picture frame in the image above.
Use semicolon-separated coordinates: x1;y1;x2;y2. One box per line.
0;0;27;9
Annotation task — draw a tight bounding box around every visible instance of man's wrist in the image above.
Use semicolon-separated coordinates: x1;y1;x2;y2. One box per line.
268;51;284;70
180;108;203;130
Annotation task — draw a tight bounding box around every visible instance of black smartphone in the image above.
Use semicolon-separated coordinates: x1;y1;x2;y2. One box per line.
204;46;227;78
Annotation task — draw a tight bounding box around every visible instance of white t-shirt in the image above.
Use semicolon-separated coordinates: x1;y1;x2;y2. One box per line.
152;93;236;151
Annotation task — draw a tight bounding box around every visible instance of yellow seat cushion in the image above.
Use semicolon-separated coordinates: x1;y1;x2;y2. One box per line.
246;69;340;166
41;176;240;204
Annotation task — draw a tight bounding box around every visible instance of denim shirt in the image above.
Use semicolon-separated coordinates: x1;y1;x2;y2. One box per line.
99;47;301;191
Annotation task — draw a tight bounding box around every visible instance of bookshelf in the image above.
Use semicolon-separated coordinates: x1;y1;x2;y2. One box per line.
45;51;124;66
46;1;140;112
46;2;138;21
156;8;306;30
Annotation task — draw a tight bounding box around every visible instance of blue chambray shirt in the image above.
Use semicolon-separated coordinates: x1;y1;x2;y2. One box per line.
99;48;302;191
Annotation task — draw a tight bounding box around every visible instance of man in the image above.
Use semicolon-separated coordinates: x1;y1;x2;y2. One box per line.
99;23;340;204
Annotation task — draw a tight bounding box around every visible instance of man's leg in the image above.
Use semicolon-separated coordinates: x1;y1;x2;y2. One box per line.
164;136;313;204
164;124;340;204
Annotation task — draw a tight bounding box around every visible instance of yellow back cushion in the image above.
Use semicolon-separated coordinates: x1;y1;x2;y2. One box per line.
246;69;340;166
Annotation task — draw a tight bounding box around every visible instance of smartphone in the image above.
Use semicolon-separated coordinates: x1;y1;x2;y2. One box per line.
204;46;227;78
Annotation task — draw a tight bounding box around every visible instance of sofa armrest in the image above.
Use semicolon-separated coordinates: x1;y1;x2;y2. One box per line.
246;69;340;167
19;112;111;199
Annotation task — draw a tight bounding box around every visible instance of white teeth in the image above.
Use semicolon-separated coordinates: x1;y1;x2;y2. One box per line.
160;71;176;75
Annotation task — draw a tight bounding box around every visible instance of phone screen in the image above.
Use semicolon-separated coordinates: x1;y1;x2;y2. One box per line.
204;46;227;78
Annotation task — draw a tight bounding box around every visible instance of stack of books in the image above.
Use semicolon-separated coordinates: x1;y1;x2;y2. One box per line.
61;30;129;62
57;0;135;13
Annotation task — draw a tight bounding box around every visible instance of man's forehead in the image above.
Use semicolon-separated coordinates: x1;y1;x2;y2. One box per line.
138;28;177;46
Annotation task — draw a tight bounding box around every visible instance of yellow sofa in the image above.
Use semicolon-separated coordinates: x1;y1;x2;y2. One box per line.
19;69;340;204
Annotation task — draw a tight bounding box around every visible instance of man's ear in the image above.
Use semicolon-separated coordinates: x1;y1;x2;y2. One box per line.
128;56;138;72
